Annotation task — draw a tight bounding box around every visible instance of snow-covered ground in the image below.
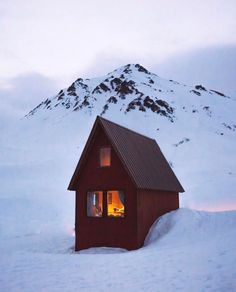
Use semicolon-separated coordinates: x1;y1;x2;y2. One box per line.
1;206;236;291
1;65;236;291
1;118;235;292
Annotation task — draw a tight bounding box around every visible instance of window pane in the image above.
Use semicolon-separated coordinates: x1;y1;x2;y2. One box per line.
107;190;125;217
87;191;103;217
100;147;111;167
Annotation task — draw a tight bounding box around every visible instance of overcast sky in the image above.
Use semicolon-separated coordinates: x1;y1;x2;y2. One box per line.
0;0;236;117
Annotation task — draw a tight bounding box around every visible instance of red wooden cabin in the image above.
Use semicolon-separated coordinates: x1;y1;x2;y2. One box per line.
68;116;184;251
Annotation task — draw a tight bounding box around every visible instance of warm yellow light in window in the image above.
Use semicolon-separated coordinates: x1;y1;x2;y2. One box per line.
100;147;111;167
107;190;125;217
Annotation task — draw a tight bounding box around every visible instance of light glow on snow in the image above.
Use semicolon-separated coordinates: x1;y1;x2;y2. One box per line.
193;202;236;212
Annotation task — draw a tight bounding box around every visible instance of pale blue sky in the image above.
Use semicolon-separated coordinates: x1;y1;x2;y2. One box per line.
0;0;236;116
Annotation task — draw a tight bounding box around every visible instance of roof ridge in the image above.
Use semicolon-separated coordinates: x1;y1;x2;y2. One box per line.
97;116;156;142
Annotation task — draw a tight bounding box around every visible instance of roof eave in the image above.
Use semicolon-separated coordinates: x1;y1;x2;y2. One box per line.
137;186;185;193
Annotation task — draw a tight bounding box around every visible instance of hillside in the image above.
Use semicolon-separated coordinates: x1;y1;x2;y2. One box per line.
1;63;236;211
0;64;236;291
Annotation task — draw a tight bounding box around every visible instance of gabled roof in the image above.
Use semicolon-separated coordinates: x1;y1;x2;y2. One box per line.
68;116;184;192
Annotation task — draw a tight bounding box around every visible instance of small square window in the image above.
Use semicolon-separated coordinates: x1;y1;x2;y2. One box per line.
107;190;125;217
87;191;103;217
100;147;111;167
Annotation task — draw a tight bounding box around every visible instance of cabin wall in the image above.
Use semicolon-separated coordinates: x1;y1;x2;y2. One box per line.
137;189;179;247
75;126;138;251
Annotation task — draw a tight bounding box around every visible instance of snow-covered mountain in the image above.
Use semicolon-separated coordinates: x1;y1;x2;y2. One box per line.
27;63;234;130
1;63;236;211
22;63;236;210
27;64;177;120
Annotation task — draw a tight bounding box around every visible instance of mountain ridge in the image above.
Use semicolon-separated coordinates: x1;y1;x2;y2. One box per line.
26;64;231;125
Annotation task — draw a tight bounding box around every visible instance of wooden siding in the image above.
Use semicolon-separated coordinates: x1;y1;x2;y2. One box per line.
137;189;179;247
75;125;138;250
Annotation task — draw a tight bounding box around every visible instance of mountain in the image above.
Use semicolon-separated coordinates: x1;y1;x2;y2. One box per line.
26;63;233;127
27;64;176;120
2;63;235;211
0;64;236;290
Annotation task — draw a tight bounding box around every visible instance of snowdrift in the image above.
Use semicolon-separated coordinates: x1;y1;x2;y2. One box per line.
1;207;236;291
145;208;236;247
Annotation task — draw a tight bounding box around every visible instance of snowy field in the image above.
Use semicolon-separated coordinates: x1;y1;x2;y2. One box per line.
1;206;236;291
0;120;236;291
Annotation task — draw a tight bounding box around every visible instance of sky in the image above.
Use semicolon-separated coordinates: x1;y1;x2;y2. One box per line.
0;0;236;117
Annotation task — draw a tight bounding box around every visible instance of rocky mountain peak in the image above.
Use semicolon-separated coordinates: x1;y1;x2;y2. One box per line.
26;64;233;134
120;63;150;75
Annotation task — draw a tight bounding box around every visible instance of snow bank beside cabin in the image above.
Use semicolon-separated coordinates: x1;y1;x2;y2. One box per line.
145;208;236;247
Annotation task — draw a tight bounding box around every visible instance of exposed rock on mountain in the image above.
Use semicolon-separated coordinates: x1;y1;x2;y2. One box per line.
26;64;235;144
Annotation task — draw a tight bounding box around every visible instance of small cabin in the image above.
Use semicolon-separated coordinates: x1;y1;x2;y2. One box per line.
68;116;184;251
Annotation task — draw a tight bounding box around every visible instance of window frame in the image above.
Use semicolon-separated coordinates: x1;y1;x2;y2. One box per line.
86;191;104;218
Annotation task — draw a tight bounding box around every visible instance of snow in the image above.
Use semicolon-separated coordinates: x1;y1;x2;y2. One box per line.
1;206;236;291
1;64;236;291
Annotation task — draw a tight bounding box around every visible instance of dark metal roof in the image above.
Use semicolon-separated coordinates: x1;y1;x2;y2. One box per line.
68;116;184;192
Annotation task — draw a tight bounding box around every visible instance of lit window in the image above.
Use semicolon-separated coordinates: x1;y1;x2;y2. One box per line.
87;191;103;217
107;190;125;217
100;147;111;167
